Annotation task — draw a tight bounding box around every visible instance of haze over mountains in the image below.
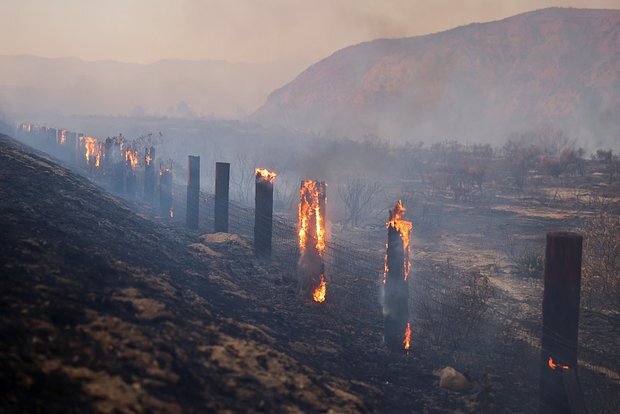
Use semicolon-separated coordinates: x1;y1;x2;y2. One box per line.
0;56;307;119
253;8;620;149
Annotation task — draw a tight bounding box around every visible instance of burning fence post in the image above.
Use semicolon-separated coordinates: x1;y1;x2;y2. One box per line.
214;162;230;232
144;147;155;204
124;147;139;199
159;163;173;220
297;180;327;302
383;200;412;353
539;232;586;414
186;155;200;229
254;168;276;257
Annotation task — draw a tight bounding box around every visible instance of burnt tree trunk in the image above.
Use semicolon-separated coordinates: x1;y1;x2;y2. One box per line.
539;231;585;414
254;174;274;257
384;225;410;352
214;162;230;232
186;155;200;229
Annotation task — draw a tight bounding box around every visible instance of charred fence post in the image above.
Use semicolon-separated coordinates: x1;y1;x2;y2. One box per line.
383;200;412;353
254;169;276;257
159;164;173;220
539;231;586;414
297;180;327;302
144;147;155;205
186;155;200;229
214;162;230;232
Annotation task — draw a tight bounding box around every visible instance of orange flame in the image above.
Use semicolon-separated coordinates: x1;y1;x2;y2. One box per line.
256;168;277;183
313;274;326;303
60;130;67;144
298;180;325;254
548;357;569;370
125;149;139;169
403;322;411;351
385;200;413;281
145;150;152;166
83;137;99;165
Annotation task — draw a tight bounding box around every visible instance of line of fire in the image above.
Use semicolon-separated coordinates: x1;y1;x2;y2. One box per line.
17;122;418;353
14;118;609;411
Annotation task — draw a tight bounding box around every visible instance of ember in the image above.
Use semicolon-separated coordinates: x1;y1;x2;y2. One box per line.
548;357;569;370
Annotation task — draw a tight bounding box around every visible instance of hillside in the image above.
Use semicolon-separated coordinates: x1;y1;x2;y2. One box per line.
252;8;620;148
0;135;373;412
0;56;307;119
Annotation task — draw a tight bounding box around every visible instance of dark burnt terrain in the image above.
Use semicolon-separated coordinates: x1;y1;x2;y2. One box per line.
0;135;472;412
0;134;374;413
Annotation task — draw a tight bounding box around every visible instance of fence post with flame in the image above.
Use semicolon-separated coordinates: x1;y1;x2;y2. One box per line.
297;180;327;302
214;162;230;232
186;155;200;229
159;163;173;220
383;200;412;353
124;147;139;198
144;147;155;205
254;168;276;257
539;231;586;414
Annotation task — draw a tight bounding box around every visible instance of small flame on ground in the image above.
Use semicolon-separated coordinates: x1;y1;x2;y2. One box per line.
548;357;569;370
403;322;411;351
145;150;152;166
313;274;326;303
256;168;277;183
385;200;413;281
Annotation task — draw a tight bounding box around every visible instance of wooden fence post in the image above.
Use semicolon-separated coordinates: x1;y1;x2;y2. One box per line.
539;231;585;414
186;155;200;229
214;162;230;232
254;169;275;257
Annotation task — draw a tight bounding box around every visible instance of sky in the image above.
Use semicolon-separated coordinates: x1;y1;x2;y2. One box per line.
1;0;619;64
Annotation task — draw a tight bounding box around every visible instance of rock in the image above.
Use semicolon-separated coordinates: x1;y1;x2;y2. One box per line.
433;367;473;392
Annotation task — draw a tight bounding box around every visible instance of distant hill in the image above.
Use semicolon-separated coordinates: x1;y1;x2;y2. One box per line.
0;56;307;119
252;8;620;148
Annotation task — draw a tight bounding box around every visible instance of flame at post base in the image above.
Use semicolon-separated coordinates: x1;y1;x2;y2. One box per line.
548;357;569;370
403;322;411;351
313;274;326;303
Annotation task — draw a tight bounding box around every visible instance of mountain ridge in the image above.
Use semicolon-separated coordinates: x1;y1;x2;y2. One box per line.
252;7;620;148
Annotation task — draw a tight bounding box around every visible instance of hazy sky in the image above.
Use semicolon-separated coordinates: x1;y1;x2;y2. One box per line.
1;0;619;64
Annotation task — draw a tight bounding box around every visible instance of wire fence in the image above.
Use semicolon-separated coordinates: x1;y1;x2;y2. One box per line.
13;126;620;413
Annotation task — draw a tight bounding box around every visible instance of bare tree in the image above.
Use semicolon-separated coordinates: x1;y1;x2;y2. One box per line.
231;151;255;205
338;177;381;227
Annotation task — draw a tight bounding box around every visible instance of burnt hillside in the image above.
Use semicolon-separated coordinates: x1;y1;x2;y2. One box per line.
0;134;377;413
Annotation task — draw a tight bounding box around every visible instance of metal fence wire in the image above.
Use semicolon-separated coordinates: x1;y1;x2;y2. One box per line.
12;126;620;413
